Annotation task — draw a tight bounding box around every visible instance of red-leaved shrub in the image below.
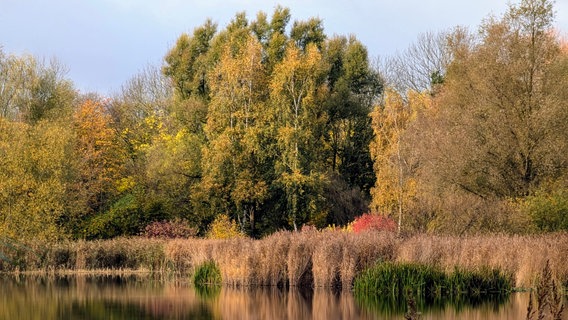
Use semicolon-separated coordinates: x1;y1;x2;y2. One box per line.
141;219;197;239
352;213;397;233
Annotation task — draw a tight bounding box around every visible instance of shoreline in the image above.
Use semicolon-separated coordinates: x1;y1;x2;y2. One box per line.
1;231;566;290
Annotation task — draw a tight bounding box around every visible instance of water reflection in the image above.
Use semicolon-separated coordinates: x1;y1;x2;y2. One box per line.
356;291;510;316
0;275;564;319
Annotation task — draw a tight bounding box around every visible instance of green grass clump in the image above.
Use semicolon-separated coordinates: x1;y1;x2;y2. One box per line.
447;267;512;296
354;262;446;298
354;262;511;299
193;261;221;287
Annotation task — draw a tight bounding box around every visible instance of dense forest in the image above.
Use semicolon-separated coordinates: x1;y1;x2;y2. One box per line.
0;0;566;241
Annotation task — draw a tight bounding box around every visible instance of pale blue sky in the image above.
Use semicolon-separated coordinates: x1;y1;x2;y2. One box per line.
1;0;567;95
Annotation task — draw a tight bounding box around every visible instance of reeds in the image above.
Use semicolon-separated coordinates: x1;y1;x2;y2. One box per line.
0;232;566;292
353;262;512;317
193;261;221;286
526;260;565;320
353;263;448;298
396;233;568;288
0;238;166;272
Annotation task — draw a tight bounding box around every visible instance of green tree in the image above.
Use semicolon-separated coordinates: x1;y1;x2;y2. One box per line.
160;8;385;234
163;20;217;101
324;36;382;192
265;6;291;72
290;17;326;51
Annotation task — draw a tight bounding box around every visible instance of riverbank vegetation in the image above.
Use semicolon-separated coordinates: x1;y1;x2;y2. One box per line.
354;262;513;316
354;262;512;298
1;231;566;291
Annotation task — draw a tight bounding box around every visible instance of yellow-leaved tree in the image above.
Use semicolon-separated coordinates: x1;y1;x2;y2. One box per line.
202;29;270;234
69;99;126;237
270;42;329;230
370;89;431;234
0;119;73;241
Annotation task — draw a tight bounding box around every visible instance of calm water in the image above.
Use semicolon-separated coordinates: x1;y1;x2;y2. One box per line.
0;275;565;320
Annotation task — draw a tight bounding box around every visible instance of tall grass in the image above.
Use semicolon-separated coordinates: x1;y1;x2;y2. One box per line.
396;233;568;288
354;262;446;297
0;238;166;272
0;232;566;291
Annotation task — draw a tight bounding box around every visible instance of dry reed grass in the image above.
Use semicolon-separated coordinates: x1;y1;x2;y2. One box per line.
255;231;290;286
149;229;398;288
1;232;566;290
396;233;568;288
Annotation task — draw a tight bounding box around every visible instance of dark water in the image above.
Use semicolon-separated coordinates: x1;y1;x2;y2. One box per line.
0;275;565;320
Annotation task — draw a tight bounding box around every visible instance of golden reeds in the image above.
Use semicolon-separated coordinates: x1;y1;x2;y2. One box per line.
1;232;566;290
396;233;568;288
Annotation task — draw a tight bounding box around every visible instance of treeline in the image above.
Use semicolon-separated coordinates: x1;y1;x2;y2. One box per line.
0;0;567;241
372;0;568;234
0;6;381;240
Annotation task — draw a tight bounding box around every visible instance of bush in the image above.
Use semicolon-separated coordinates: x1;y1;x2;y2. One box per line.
206;214;245;239
522;188;568;232
352;213;397;233
82;194;142;239
141;219;197;239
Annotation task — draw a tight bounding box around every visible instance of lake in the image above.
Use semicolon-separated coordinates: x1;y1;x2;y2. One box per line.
0;274;565;319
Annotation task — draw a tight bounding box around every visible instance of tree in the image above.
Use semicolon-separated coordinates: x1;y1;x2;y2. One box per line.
370;89;429;234
109;64;173;161
0;54;75;123
203;34;269;234
0;119;73;241
378;29;461;94
270;42;328;230
144;127;203;227
265;6;291;72
116;64;172;120
407;0;568;233
290;17;326;51
159;8;385;234
67;99;125;236
437;0;564;197
325;36;382;192
163;19;217;101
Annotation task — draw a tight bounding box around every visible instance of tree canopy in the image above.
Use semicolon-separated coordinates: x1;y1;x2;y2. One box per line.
0;0;566;241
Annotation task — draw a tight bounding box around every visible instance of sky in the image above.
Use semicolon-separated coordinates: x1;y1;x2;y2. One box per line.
1;0;567;95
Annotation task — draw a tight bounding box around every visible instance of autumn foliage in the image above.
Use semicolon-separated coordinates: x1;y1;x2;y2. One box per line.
0;0;567;241
352;214;397;233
